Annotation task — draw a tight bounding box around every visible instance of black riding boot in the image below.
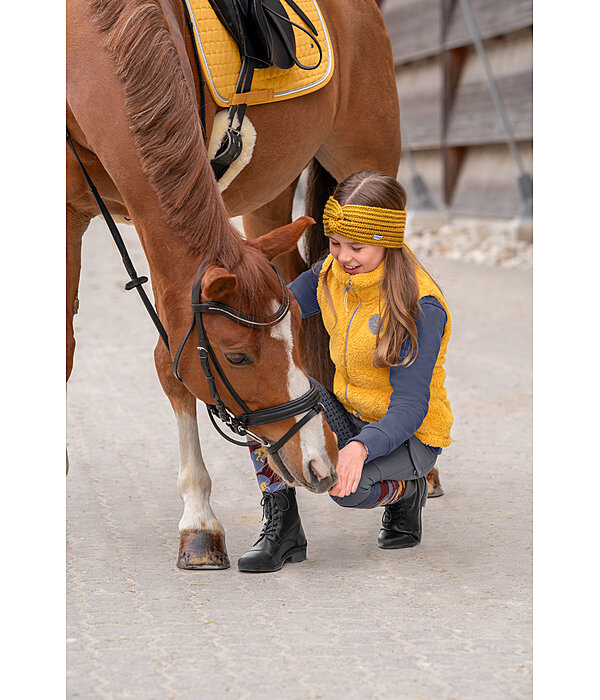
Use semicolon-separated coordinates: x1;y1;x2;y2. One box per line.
377;477;428;549
237;488;307;572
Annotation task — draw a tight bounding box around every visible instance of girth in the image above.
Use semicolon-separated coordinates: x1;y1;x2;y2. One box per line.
182;0;322;180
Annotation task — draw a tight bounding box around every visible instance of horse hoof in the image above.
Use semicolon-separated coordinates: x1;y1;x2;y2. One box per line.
426;467;444;498
177;529;230;570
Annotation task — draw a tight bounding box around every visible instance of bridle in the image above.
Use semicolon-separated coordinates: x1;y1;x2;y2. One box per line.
172;263;324;457
67;129;324;461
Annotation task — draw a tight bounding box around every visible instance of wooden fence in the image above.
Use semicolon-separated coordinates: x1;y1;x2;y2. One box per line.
379;0;532;218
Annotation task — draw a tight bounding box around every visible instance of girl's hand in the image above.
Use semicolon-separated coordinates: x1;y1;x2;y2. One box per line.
329;441;368;498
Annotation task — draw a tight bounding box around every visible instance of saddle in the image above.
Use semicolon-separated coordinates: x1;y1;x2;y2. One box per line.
208;0;319;70
201;0;323;179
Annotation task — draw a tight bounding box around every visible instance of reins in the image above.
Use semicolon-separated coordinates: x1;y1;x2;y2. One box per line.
66;130;324;456
181;0;207;141
66;130;170;352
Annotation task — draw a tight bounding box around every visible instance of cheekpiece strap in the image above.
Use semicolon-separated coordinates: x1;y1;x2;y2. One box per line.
241;378;322;427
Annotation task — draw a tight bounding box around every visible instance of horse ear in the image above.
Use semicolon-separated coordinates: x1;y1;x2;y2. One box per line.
201;265;238;301
248;216;315;261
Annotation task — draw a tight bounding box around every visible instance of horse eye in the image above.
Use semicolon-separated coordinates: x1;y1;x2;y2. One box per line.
225;353;252;366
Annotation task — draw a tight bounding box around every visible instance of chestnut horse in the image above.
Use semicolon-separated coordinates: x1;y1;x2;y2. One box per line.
67;0;412;569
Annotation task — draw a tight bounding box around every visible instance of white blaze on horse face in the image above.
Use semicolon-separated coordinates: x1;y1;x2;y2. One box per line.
269;301;334;481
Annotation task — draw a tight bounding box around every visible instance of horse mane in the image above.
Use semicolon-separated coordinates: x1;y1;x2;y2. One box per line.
89;1;286;319
89;0;235;260
233;244;286;320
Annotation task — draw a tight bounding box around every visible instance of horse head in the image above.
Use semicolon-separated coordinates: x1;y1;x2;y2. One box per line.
173;216;339;494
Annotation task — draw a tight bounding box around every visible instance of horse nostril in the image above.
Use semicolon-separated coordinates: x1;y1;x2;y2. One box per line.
308;459;326;481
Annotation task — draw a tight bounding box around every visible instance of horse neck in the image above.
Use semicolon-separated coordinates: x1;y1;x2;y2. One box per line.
131;219;244;354
90;0;230;261
134;212;244;293
88;0;255;329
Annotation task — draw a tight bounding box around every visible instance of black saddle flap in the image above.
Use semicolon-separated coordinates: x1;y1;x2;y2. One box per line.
207;0;246;50
209;0;297;69
249;0;296;69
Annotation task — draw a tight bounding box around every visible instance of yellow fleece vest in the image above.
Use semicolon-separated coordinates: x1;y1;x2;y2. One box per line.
316;254;453;448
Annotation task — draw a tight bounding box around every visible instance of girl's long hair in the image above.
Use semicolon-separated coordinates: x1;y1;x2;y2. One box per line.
319;171;443;368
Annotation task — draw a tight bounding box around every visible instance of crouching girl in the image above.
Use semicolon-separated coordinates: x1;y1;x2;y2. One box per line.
239;171;453;572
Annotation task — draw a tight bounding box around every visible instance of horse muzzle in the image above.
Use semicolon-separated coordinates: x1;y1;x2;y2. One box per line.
270;450;338;494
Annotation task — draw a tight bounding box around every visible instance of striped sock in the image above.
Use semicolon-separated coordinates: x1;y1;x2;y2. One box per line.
378;480;406;507
249;444;288;494
351;479;406;509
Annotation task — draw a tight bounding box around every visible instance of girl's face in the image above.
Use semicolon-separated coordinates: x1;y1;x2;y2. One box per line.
328;233;385;275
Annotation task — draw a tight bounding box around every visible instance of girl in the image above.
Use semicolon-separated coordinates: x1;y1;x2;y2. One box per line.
239;171;453;573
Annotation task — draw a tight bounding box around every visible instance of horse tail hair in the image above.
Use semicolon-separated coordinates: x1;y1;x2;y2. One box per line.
304;158;337;266
299;158;337;389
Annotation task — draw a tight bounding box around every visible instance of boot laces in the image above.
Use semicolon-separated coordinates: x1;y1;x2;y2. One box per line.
382;500;406;527
259;492;290;543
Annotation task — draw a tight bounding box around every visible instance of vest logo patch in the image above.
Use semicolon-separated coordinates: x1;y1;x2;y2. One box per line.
368;314;382;335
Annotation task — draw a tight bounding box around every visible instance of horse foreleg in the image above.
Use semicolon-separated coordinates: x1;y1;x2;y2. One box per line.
66;204;92;475
242;175;306;283
154;342;230;569
66;204;90;382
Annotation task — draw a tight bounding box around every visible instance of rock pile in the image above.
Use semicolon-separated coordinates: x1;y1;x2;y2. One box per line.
235;212;533;271
406;218;532;270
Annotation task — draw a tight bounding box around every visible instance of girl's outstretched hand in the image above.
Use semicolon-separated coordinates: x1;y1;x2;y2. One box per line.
329;440;368;498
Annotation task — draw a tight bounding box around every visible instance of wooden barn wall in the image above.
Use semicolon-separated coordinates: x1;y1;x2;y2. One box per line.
380;0;533;218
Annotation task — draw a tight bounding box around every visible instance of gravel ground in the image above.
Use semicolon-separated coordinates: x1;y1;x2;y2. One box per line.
66;218;532;699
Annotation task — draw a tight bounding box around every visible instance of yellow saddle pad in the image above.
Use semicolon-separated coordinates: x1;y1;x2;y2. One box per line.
184;0;334;108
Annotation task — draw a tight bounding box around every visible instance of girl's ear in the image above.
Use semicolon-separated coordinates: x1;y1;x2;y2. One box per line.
201;264;238;301
247;216;315;261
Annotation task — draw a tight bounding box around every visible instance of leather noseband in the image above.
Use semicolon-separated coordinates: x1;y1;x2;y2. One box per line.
172;264;324;458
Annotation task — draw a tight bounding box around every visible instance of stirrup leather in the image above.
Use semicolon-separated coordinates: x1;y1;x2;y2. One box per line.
207;0;323;180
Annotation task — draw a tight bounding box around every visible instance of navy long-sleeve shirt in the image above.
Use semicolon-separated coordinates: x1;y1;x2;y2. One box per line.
288;263;447;460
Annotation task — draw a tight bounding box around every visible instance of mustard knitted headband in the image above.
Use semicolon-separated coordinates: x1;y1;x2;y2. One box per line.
322;196;406;248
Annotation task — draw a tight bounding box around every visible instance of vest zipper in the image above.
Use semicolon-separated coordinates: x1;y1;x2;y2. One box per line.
343;279;352;313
